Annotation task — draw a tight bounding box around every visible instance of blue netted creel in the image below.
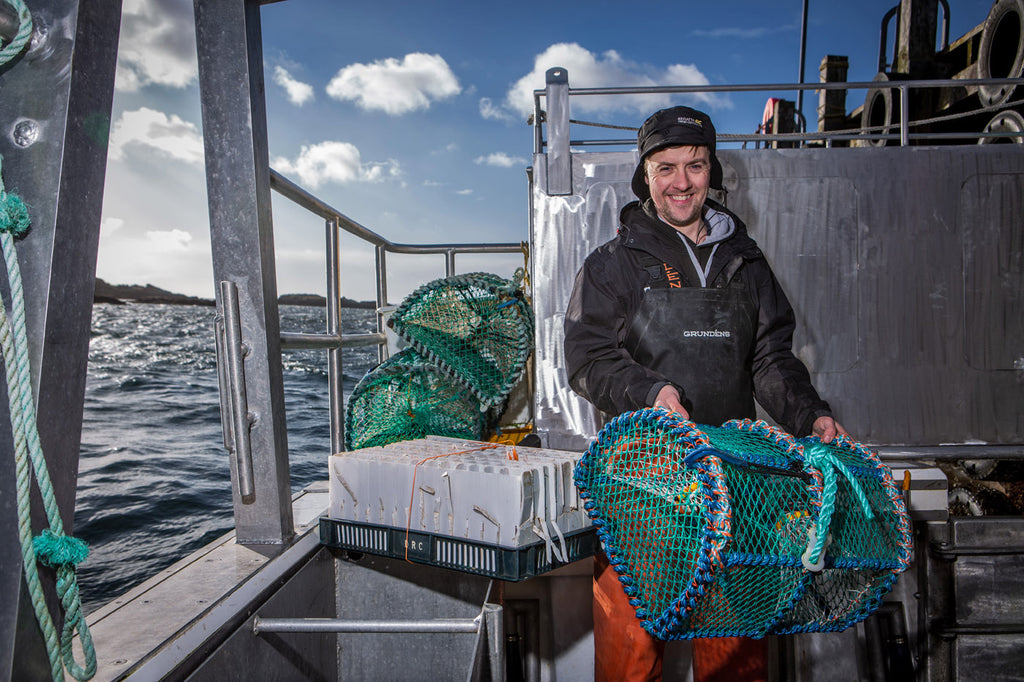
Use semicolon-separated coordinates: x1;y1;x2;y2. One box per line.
574;410;913;640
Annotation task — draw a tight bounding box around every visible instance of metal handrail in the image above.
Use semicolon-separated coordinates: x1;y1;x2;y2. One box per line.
566;127;1024;148
254;617;482;634
532;76;1024;151
268;168;523;354
875;444;1024;462
270;170;521;258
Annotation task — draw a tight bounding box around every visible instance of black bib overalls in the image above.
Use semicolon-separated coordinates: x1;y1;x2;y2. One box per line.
623;256;758;426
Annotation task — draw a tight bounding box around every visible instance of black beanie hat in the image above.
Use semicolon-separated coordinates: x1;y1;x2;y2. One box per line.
631;105;724;200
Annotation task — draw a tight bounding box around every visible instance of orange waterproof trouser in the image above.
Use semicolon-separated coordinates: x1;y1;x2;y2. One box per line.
593;551;767;682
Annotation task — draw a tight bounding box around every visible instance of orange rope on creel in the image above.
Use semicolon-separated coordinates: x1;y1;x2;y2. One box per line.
404;442;502;562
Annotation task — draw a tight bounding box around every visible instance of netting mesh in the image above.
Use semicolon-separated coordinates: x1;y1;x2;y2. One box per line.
344;349;485;450
574;409;913;640
386;272;534;409
344;272;532;450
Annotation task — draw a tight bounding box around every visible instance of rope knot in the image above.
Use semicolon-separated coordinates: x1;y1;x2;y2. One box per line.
33;529;90;568
801;440;876;567
0;192;31;238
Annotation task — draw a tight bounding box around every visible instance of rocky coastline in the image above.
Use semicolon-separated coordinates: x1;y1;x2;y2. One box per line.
94;279;374;309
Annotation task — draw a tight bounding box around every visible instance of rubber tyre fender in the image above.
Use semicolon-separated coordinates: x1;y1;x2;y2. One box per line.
861;72;905;147
978;108;1024;143
978;0;1024;108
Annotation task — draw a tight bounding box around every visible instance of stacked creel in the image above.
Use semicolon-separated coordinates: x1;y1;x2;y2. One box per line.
344;272;533;450
573;409;913;640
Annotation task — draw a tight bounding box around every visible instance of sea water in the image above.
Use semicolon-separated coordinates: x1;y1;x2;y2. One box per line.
75;303;377;612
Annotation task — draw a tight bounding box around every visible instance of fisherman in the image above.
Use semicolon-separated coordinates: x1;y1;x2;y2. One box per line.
563;105;847;681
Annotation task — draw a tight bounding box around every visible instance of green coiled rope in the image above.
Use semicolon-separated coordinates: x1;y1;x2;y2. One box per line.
1;2;97;679
0;0;31;64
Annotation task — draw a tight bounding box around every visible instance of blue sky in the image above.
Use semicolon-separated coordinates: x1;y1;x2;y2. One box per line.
98;0;994;300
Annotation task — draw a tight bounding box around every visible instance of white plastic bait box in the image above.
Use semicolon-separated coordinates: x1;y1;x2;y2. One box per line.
320;437;595;579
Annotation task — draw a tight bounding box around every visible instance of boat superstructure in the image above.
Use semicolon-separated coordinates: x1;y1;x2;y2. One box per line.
2;0;1024;680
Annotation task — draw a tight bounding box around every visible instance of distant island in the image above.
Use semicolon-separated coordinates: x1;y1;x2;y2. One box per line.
94;279;375;309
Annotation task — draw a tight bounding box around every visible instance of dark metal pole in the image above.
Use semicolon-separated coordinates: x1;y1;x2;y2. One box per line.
0;1;122;678
797;0;809;124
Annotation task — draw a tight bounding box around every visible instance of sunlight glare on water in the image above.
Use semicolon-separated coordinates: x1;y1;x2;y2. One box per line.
75;303;377;611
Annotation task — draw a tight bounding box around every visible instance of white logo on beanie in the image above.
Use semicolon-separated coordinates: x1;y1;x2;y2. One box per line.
677;116;703;127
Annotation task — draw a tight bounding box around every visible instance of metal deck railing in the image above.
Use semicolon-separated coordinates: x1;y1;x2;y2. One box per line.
531;75;1024;150
266;169;523;455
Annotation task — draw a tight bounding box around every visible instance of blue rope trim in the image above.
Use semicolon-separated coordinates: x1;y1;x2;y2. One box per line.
722;551;905;572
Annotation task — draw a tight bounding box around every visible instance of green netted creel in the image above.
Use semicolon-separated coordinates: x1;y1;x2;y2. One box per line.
344;348;485;450
574;409;913;640
386;272;533;410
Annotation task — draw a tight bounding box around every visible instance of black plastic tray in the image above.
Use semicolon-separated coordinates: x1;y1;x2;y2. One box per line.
319;517;596;581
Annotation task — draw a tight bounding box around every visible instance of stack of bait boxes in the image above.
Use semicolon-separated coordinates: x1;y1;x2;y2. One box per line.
321;437;595;579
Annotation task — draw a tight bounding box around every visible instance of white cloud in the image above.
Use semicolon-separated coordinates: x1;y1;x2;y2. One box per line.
479;97;515;122
146;228;193;251
96;227;212;295
109;107;205;164
272;141;401;188
326;53;461;115
273;66;315;105
115;0;197;92
474;152;527;168
498;43;728;119
455;189;473;195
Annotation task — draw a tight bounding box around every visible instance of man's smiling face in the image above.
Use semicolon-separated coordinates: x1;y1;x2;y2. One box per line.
644;145;711;235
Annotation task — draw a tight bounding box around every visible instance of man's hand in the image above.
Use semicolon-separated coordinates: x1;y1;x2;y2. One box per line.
653;384;689;419
811;416;849;443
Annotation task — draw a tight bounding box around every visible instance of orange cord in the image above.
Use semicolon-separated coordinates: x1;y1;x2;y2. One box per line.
404;442;502;562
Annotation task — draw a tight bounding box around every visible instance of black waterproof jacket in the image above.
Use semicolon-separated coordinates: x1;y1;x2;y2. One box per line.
563;199;832;437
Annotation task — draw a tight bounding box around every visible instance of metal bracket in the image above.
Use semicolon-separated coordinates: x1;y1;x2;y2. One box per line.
216;280;257;503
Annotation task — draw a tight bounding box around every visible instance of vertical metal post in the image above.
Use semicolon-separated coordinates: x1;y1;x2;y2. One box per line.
0;0;122;678
544;67;572;195
797;0;809;121
445;250;456;278
483;603;505;681
375;244;388;363
533;93;544;154
326;219;344;454
195;0;293;544
900;85;910;146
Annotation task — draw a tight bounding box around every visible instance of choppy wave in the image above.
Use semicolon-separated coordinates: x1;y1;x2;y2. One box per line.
76;303;377;611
